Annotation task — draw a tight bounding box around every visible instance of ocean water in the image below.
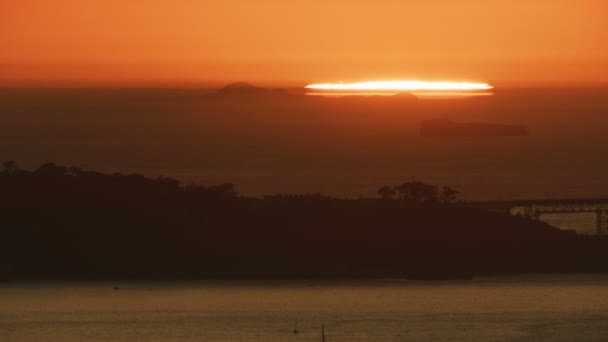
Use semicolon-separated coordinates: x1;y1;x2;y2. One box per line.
541;212;599;235
1;88;607;201
1;87;607;235
2;276;608;341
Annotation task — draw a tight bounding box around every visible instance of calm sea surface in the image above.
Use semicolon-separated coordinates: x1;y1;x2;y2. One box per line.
1;88;607;234
2;276;608;341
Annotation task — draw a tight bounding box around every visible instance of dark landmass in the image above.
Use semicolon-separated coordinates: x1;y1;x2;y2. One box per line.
1;161;607;281
421;119;528;137
216;82;272;97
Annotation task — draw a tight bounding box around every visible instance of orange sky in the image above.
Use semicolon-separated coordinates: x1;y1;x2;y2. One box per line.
1;0;607;86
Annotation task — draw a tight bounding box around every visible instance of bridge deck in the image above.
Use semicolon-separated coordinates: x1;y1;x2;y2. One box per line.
464;198;608;235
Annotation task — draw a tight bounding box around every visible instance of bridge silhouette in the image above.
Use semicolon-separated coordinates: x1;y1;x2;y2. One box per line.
466;198;608;235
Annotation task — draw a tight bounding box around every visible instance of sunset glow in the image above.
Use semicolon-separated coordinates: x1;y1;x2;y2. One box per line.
306;81;493;92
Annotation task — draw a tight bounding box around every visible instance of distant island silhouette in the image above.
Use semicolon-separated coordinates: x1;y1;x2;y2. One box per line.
2;161;607;281
392;92;419;101
216;82;272;97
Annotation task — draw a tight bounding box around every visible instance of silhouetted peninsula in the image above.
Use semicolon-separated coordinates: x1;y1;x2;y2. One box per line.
1;161;607;281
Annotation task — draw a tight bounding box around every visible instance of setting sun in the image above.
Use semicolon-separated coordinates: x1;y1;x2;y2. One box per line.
305;80;493;91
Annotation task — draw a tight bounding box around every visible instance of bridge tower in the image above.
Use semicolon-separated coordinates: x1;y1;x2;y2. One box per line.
598;210;608;235
523;205;541;221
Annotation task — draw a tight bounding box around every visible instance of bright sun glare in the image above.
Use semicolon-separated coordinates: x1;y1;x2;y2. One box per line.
305;80;493;91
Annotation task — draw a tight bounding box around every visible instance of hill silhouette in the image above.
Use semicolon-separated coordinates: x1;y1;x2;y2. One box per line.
216;82;271;96
1;161;607;281
391;92;419;101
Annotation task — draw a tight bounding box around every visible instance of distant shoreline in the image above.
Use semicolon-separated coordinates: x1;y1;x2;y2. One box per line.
4;273;608;285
